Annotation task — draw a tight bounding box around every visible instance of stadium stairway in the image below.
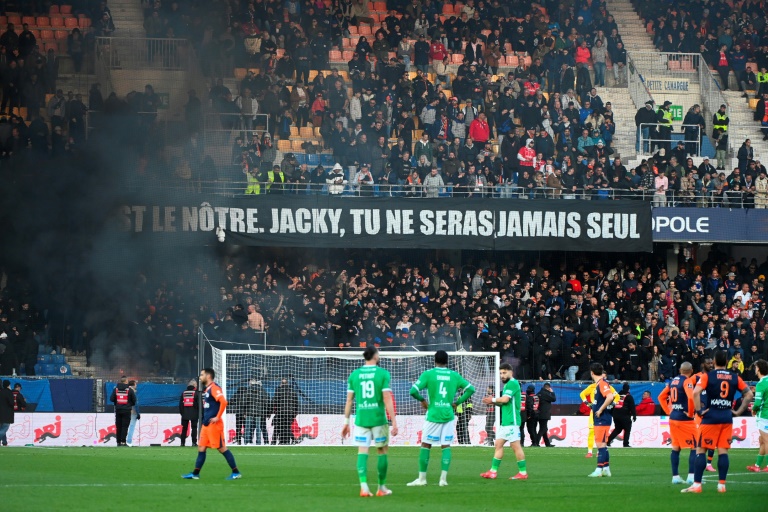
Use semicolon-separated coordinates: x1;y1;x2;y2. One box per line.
107;0;146;36
66;354;96;378
722;90;768;169
595;86;637;161
606;0;660;54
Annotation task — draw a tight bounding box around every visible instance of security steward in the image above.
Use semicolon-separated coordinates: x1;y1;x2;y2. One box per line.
110;376;137;447
607;382;637;447
712;104;729;139
657;100;674;152
455;395;472;444
179;379;200;446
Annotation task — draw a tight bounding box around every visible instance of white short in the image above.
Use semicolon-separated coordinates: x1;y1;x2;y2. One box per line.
354;424;390;448
422;419;456;446
497;425;521;443
757;418;768;434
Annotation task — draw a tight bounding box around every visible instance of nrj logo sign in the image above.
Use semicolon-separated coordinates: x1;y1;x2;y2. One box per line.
652;216;710;233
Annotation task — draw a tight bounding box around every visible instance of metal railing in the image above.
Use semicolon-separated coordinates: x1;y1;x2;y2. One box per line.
638;123;702;156
629;52;701;78
95;37;193;71
627;52;655;109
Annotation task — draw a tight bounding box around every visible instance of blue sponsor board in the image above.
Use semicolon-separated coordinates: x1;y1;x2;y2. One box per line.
652;207;768;243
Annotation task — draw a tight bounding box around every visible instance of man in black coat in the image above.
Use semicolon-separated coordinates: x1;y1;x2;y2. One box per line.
524;384;537;447
271;378;299;445
179;379;200;446
607;382;637;447
0;379;14;446
536;383;556;447
110;376;137;447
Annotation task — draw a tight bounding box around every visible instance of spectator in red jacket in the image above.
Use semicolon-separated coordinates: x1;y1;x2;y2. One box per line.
575;41;591;65
468;112;490;144
429;39;447;63
635;391;657;416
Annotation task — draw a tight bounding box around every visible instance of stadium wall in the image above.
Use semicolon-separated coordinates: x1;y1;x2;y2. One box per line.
5;413;759;449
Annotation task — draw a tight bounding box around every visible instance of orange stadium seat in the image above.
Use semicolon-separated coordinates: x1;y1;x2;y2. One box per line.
0;16;6;25
299;127;313;138
451;53;463;64
291;140;305;151
374;2;387;11
523;56;532;67
348;25;358;35
65;17;77;28
51;17;64;27
290;126;299;137
234;68;247;79
505;55;518;66
277;140;291;152
40;29;54;40
342;50;353;61
37;16;50;26
329;50;342;61
359;25;371;35
22;16;35;25
60;5;73;15
49;5;60;14
667;60;681;70
442;4;454;14
43;41;58;53
55;29;68;39
78;17;91;29
8;15;21;25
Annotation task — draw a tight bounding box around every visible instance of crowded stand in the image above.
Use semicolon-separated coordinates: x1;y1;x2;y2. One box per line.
1;248;766;382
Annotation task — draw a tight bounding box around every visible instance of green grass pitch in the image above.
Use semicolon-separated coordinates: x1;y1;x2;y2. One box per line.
3;447;766;511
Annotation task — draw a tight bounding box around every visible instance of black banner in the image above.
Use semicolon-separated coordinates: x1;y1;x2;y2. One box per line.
119;197;653;252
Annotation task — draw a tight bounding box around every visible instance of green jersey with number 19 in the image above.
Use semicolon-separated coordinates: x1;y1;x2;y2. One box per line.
412;367;473;423
348;365;391;428
754;376;768;420
500;378;522;427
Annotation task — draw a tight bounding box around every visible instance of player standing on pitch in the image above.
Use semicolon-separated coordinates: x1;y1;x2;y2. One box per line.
658;362;698;484
579;373;618;459
746;359;768;472
692;357;717;472
342;347;398;497
480;362;528;480
682;350;752;494
182;368;241;480
407;350;475;487
587;363;615;478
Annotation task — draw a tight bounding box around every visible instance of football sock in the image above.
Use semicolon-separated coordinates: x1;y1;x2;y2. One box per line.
756;454;765;468
222;450;238;473
694;453;706;483
605;447;610;465
688;450;696;474
671;450;680;476
377;454;388;485
717;453;729;482
441;448;452;472
597;447;606;466
193;451;206;475
517;459;527;475
419;447;431;473
491;457;502;472
707;450;714;464
357;454;368;483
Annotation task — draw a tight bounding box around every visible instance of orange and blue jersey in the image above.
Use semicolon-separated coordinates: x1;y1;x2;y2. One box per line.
592;378;614;427
659;376;695;421
696;369;747;425
202;382;227;426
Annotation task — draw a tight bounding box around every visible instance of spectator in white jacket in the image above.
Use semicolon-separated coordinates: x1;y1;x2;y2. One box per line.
422;166;445;197
349;91;362;124
327;163;347;194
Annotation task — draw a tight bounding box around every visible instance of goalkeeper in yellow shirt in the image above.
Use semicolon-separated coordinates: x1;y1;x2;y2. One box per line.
580;375;620;458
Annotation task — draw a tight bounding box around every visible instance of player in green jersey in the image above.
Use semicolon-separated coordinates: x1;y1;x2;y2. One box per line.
407;350;475;487
342;347;399;497
747;359;768;472
480;362;528;480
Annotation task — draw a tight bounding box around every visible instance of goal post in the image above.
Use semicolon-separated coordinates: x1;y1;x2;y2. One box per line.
211;347;500;447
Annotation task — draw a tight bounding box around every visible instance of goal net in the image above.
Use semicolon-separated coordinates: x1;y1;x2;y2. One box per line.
210;347;500;447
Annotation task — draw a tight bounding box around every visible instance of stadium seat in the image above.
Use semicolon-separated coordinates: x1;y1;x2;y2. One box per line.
348;25;358;35
65;17;77;28
506;55;518;66
55;28;68;39
451;53;463;64
42;363;57;375
51;17;64;27
373;2;386;11
49;5;60;14
294;153;307;165
277;139;291;152
52;354;66;364
306;154;320;166
289;126;299;137
234;67;247;79
78;17;91;29
320;154;335;167
443;89;452;98
57;364;72;375
359;25;371;35
442;4;454;14
300;127;313;138
8;15;21;25
291;139;304;151
38;354;51;364
523;56;532;67
40;29;54;40
60;5;73;15
0;16;6;25
22;16;35;25
43;41;57;53
329;50;342;61
749;98;759;109
681;59;694;71
667;60;681;70
37;16;51;26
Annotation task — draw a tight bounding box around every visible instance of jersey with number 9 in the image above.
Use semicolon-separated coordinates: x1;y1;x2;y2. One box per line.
698;369;747;425
348;365;392;428
412;367;471;423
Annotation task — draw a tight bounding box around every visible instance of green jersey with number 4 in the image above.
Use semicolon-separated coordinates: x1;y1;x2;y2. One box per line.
411;367;473;423
753;376;768;420
348;365;392;428
500;378;522;427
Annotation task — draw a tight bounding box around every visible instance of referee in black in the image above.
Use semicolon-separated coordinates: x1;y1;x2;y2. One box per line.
110;376;136;446
607;382;636;447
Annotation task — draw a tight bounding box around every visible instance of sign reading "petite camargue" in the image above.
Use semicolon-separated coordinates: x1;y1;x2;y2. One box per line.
118;197;652;252
645;78;690;92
